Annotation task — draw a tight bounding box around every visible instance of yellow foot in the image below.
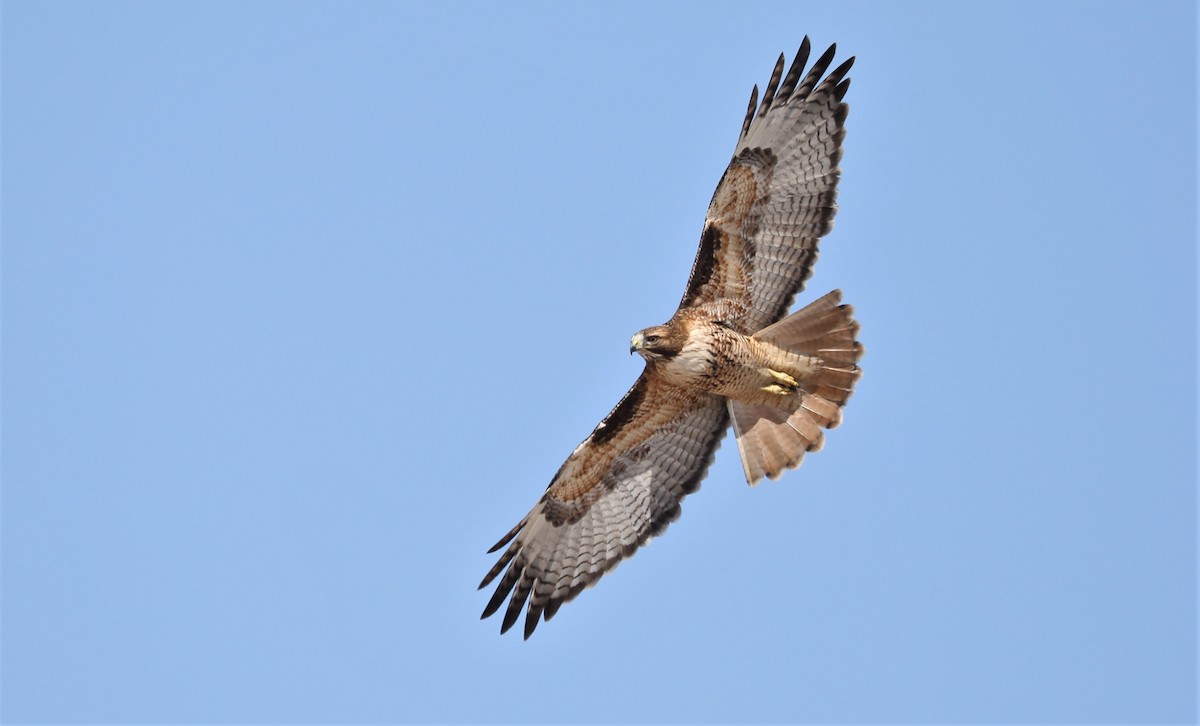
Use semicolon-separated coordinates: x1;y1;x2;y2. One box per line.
761;368;798;394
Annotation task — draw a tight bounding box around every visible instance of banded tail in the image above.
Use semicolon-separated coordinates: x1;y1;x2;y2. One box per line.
728;290;862;485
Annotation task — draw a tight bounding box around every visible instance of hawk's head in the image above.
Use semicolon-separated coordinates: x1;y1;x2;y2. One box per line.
630;322;685;362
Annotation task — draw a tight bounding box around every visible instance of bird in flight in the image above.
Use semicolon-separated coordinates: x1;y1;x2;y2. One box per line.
481;38;862;638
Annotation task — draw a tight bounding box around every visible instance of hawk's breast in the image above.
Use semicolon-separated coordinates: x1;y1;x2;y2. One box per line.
657;321;736;391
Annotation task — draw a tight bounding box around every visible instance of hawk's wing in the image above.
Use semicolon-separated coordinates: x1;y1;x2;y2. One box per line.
680;38;853;334
479;375;727;638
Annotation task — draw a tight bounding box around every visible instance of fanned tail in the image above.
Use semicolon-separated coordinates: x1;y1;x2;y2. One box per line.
728;290;862;485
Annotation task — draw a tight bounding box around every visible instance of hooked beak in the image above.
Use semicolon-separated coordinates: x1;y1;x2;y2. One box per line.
629;332;644;355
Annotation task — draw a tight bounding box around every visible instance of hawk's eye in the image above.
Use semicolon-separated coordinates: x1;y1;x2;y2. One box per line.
644;334;660;345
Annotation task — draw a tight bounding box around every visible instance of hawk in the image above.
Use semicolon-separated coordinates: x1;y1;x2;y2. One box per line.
481;38;862;638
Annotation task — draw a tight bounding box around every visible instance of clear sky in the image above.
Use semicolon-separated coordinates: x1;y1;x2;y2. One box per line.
2;1;1195;723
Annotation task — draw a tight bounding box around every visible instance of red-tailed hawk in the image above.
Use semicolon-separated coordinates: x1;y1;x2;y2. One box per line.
481;38;862;638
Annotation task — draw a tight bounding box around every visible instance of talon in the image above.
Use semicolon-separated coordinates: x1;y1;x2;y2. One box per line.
764;369;798;392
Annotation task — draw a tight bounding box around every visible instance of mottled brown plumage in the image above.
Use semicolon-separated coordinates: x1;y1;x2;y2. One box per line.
481;38;862;638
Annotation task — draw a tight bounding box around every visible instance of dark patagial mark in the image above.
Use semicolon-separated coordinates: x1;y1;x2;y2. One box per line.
680;224;723;308
589;376;648;446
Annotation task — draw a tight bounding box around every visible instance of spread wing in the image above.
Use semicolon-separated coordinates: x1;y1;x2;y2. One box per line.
680;38;854;334
479;375;727;638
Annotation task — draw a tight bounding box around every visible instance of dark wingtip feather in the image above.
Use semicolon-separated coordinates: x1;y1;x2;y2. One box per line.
835;79;851;103
778;37;813;102
825;56;855;91
757;53;786;118
479;538;520;589
481;568;519;619
486;519;524;554
500;577;533;635
794;42;839;101
740;84;759;138
523;601;545;640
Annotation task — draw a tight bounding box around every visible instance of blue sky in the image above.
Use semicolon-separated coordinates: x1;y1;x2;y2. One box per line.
2;1;1195;723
